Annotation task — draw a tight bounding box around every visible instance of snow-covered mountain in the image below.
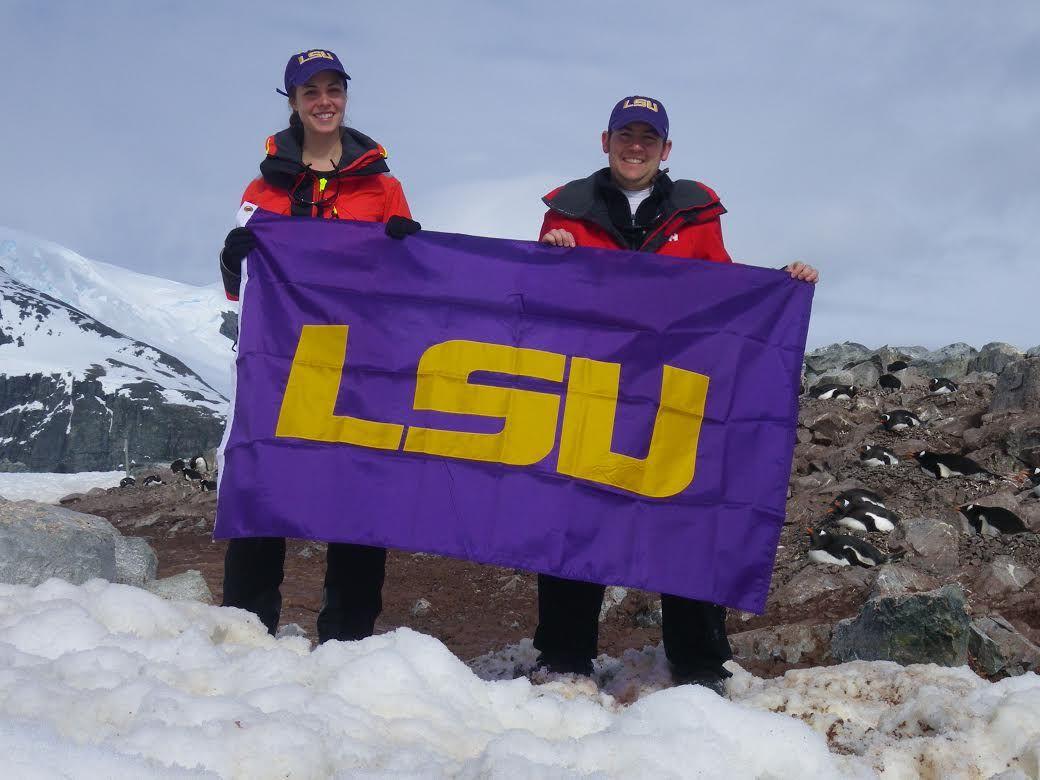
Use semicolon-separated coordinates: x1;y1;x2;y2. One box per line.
0;228;232;471
0;227;235;396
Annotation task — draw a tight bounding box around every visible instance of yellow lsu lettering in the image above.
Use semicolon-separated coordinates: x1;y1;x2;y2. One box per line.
275;325;710;498
297;50;336;65
623;98;659;112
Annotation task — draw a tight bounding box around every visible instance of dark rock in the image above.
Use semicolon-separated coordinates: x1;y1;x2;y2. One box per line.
771;566;871;609
911;343;979;381
869;563;940;598
969;614;1040;676
888;517;959;575
219;310;239;344
830;585;971;666
974;555;1035;597
969;342;1024;376
991;358;1040;413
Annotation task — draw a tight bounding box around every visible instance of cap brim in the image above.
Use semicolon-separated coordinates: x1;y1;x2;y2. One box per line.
289;62;351;91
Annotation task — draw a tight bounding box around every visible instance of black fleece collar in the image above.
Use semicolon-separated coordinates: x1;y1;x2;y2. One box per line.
259;125;390;190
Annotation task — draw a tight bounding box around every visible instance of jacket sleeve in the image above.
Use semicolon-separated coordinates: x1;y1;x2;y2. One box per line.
538;209;563;240
220;181;263;301
382;177;412;221
697;217;732;263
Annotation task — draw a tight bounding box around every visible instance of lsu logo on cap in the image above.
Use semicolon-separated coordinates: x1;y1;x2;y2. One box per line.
298;50;336;65
623;97;659;112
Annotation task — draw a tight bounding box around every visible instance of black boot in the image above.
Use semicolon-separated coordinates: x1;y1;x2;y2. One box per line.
317;543;387;643
221;537;286;635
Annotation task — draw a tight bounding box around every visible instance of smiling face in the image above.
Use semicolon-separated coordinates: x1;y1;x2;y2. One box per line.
601;122;672;190
289;70;346;138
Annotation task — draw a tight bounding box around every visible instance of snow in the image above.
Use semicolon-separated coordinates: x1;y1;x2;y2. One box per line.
0;471;124;502
2;473;1040;778
0;227;234;396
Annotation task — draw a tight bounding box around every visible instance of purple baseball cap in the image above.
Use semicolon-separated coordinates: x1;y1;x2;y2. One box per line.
278;49;350;96
608;96;669;140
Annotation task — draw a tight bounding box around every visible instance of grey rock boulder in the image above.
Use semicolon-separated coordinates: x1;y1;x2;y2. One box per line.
991;358;1040;413
0;499;156;587
888;517;960;575
969;614;1040;677
912;343;979;381
869;563;940;599
974;555;1035;597
803;342;872;375
969;342;1024;376
771;566;871;609
113;535;158;586
831;585;971;666
143;569;213;604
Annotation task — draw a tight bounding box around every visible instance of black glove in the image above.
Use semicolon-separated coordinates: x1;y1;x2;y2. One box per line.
385;215;421;240
219;227;256;298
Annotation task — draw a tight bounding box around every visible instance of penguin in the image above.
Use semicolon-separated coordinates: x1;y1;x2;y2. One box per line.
860;445;900;466
119;476;136;488
880;410;921;432
142;474;163;487
809;383;856;400
831;488;887;510
171;458;185;473
807;528;886;567
182;467;203;481
887;360;910;372
958;504;1029;536
1031;467;1040;499
830;504;900;533
200;479;218;492
190;455;208;473
913;450;990;479
929;378;958;395
877;373;902;390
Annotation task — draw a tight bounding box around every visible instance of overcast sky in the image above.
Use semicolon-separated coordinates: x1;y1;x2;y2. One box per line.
2;1;1037;350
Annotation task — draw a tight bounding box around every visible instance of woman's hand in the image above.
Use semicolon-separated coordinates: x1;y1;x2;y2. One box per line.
540;229;576;248
785;261;819;283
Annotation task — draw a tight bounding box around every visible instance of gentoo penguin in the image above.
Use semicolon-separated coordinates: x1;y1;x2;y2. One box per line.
830;504;900;533
958;504;1029;536
880;410;921;432
1031;467;1040;499
119;476;136;488
170;458;185;473
877;374;902;390
832;488;887;510
913;450;990;479
929;378;958;394
809;383;856;400
142;474;163;487
182;467;203;481
807;528;886;567
860;445;900;466
887;360;910;372
200;479;218;492
190;455;208;473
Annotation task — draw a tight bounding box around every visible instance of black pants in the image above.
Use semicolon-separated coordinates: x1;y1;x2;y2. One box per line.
221;537;387;644
533;574;732;671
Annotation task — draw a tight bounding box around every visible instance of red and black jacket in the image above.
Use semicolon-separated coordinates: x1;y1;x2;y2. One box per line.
222;125;411;299
540;169;730;262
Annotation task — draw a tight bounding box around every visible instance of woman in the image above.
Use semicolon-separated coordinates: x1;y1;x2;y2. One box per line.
217;48;418;643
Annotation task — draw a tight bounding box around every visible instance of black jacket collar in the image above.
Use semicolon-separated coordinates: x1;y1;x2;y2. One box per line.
259;125;390;190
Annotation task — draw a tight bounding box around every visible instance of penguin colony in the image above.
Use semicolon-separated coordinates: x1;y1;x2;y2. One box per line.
802;365;1038;570
118;454;216;492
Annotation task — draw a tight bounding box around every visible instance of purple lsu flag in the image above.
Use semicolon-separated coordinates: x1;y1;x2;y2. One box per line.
215;209;812;613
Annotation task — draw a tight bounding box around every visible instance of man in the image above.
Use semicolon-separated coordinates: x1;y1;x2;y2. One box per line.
535;95;817;693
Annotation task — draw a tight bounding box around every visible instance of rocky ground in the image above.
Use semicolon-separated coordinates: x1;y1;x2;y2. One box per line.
56;343;1040;679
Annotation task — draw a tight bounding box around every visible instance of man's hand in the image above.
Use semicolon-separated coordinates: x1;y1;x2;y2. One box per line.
540;229;576;248
385;215;421;240
785;261;819;283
